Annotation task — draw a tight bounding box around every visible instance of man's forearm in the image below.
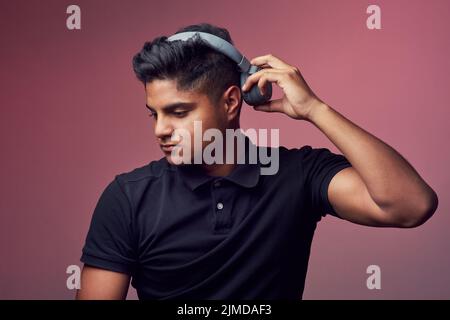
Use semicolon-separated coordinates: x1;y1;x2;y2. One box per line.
306;101;438;214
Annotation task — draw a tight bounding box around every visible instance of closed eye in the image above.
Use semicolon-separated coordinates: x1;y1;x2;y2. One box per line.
146;110;188;119
172;111;188;117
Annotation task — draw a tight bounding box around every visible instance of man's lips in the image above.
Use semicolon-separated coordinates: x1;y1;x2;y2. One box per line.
160;144;177;152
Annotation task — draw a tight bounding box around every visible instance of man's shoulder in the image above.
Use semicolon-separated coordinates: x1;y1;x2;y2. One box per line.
261;144;313;161
114;157;172;186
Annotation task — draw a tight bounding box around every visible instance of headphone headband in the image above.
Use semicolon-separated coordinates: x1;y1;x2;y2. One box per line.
166;31;252;73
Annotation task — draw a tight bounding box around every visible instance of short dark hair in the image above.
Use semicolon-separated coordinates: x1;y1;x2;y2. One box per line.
132;23;241;108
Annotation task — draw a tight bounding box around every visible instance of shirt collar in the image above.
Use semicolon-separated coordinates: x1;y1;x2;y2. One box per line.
175;134;261;191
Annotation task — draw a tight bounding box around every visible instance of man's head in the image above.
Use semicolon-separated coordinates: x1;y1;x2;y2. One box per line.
132;23;243;165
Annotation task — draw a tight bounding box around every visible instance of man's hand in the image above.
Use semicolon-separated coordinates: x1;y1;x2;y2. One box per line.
242;54;323;121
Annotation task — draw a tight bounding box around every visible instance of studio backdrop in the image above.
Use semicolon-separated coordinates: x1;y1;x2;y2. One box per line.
0;0;449;299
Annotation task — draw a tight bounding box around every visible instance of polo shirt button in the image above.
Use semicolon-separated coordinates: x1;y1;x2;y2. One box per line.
213;180;221;187
216;202;224;210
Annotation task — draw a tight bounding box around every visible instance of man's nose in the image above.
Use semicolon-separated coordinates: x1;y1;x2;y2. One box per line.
154;117;173;141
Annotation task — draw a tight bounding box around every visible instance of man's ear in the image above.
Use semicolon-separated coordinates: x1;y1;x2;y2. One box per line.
223;85;242;122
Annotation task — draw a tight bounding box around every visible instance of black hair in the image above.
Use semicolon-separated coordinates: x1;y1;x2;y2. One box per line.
132;23;242;108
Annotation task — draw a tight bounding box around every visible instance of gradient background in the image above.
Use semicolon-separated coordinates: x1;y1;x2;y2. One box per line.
1;0;449;299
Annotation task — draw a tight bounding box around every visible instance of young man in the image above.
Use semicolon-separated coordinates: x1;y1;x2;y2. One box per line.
76;23;438;300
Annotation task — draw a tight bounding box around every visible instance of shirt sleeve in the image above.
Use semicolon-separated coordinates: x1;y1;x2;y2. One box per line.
80;176;137;275
299;145;353;220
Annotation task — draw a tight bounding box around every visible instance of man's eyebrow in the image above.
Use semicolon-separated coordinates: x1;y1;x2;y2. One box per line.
145;102;197;112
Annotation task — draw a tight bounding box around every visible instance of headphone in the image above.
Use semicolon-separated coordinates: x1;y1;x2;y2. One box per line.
166;31;272;106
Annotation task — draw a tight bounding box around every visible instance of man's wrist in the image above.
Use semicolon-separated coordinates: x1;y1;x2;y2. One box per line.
304;100;330;123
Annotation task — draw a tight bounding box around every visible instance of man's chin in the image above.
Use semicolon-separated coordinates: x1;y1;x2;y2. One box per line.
164;153;192;166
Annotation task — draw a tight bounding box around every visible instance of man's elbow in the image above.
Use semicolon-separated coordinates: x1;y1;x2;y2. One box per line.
399;189;439;228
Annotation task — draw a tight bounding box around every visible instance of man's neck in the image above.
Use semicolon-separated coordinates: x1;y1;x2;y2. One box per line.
200;124;243;177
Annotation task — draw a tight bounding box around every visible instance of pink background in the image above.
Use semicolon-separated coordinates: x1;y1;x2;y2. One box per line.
1;0;449;299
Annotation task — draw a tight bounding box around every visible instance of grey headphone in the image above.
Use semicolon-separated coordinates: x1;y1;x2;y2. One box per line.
166;31;272;106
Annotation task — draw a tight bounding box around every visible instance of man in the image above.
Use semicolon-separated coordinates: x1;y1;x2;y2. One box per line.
76;23;438;300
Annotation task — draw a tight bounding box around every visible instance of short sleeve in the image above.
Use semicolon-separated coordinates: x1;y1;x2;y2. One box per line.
80;176;137;275
299;145;352;220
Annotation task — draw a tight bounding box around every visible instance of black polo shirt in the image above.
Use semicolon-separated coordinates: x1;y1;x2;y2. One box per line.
80;137;352;300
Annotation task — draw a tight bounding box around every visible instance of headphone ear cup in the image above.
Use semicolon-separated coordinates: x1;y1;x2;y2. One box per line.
240;72;272;106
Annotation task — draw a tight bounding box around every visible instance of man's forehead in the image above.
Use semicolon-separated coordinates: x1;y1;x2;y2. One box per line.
145;79;184;100
145;80;205;109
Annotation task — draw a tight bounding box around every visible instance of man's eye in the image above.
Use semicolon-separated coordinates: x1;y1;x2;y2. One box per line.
173;111;188;117
148;112;157;118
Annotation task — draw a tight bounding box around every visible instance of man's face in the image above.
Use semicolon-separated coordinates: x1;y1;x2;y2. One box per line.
145;79;238;165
